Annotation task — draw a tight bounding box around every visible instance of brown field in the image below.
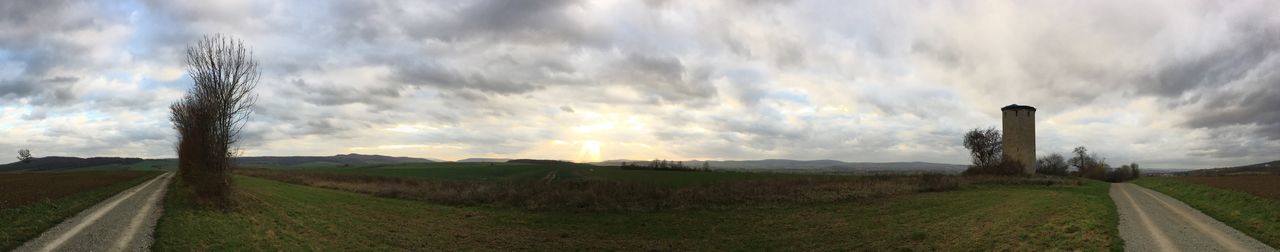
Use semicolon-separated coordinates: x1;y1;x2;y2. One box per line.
0;171;154;208
1179;175;1280;201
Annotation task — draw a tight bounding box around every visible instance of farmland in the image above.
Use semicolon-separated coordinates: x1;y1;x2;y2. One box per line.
272;162;780;186
238;168;958;211
0;171;157;250
1133;177;1280;248
0;171;156;208
152;162;1121;250
1177;175;1280;201
301;162;588;181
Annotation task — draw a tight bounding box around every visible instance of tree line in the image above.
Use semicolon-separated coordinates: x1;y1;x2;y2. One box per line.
961;127;1140;182
620;160;711;172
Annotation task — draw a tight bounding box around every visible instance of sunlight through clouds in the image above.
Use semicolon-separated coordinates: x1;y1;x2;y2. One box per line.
1;0;1277;168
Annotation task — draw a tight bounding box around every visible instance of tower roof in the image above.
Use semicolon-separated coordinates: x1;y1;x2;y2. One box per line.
1001;104;1036;111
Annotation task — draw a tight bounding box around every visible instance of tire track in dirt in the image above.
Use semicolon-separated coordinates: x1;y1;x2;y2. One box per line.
1112;183;1275;252
15;172;173;252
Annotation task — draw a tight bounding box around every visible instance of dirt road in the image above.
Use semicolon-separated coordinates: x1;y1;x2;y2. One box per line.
14;172;173;252
1112;183;1275;252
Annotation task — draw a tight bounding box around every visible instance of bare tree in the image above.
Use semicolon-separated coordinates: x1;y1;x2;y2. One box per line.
962;127;1002;174
16;149;33;163
1069;146;1089;173
1036;153;1069;176
1078;153;1109;180
170;34;259;209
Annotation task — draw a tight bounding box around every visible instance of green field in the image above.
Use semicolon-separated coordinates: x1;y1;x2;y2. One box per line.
1133;177;1280;248
154;175;1120;250
0;172;157;250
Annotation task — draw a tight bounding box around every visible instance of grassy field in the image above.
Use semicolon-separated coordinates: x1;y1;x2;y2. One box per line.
1133;177;1280;248
154;175;1119;250
0;171;157;250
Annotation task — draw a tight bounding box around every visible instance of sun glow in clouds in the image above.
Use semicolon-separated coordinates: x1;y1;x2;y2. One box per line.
576;140;602;163
386;125;421;133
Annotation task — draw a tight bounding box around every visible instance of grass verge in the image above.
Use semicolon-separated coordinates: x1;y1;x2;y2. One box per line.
1133;177;1280;248
0;172;157;250
154;175;1118;250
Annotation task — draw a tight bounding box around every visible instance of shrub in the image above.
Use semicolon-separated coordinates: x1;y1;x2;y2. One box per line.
1104;163;1141;183
16;149;32;163
963;159;1025;176
918;174;960;192
1036;153;1070;176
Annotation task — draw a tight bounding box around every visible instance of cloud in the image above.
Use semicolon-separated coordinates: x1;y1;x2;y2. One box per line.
1;0;1278;169
607;53;717;105
389;60;542;95
0;77;79;106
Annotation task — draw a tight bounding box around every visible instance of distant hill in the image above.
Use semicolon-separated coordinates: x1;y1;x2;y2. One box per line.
594;159;968;174
0;154;436;172
234;154;434;167
457;158;512;163
1179;160;1280;176
0;156;145;172
507;159;578;165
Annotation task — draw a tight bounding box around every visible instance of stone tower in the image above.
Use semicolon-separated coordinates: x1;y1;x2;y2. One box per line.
1001;104;1036;174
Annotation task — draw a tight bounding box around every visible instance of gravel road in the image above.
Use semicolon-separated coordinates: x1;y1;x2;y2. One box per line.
1112;183;1276;252
14;172;173;252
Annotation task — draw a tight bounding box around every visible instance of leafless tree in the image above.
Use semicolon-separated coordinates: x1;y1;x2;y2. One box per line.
17;149;32;163
962;127;1002;169
1069;146;1089;172
1036;153;1069;176
170;34;259;209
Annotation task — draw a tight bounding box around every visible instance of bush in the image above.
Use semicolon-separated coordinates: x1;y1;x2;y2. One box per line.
963;159;1025;176
1036;153;1070;176
918;174;960;192
1104;163;1140;183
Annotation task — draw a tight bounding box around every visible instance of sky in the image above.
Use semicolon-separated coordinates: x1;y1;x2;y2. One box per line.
1;0;1278;169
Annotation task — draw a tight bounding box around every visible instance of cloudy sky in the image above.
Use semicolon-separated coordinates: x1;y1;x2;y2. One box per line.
2;0;1278;168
